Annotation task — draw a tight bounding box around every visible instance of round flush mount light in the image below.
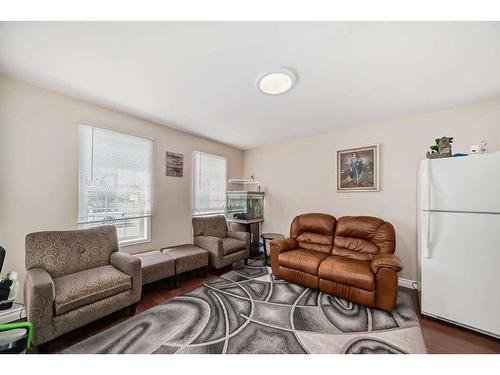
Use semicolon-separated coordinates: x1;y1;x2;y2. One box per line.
257;70;296;95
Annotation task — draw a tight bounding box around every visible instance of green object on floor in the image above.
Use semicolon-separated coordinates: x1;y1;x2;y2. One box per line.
0;321;33;351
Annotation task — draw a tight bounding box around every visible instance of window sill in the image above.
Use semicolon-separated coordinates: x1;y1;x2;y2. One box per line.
119;238;151;248
192;212;225;217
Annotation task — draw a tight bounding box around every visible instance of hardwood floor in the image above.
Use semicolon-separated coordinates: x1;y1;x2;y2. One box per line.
46;265;500;354
410;292;500;354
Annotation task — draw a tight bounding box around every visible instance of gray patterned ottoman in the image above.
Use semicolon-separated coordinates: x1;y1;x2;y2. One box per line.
134;250;175;286
161;244;209;285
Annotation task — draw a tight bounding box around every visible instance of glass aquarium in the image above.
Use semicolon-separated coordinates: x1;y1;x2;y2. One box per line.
226;191;264;221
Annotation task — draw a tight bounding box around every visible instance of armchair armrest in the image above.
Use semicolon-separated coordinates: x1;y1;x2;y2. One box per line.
110;252;142;303
194;235;227;268
24;267;55;346
227;230;250;259
194;235;223;256
370;253;403;274
227;230;250;242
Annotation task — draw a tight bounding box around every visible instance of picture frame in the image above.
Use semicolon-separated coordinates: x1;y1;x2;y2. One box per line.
166;151;184;177
336;144;380;192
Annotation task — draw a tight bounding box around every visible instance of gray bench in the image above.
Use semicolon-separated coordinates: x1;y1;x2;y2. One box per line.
161;244;209;286
134;250;175;287
134;245;209;288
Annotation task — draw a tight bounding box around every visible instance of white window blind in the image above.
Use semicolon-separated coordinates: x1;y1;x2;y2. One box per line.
79;124;153;245
193;151;227;216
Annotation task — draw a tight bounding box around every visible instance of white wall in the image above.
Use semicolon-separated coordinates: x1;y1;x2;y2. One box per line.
243;98;500;281
0;74;244;298
2;71;499;295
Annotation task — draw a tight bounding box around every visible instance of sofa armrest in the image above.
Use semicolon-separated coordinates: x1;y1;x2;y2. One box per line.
24;267;55;345
270;237;298;255
270;238;298;275
370;253;403;274
227;230;250;242
110;252;142;303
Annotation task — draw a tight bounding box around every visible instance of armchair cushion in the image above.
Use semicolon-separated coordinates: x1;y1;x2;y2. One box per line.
25;225;119;279
192;215;228;238
370;253;403;274
54;265;131;315
221;237;246;256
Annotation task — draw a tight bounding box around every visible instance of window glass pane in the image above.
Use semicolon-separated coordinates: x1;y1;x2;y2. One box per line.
79;125;152;244
193;152;227;215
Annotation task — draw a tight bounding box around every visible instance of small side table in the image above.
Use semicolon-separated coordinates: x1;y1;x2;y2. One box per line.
260;233;284;266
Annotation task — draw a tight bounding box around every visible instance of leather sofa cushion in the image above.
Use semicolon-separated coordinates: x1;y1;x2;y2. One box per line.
279;248;328;275
297;232;333;254
319;279;375;308
290;213;336;254
222;237;246;255
54;265;131;315
331;246;373;261
334;216;396;255
278;266;319;289
296;231;333;245
318;256;375;291
291;213;336;237
332;237;379;257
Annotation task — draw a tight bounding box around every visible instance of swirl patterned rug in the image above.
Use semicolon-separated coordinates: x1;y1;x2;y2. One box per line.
64;259;426;354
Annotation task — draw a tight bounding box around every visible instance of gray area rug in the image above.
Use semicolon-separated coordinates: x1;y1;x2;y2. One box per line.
64;259;427;354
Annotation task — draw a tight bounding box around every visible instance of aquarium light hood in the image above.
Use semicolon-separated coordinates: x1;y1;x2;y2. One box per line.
228;178;260;185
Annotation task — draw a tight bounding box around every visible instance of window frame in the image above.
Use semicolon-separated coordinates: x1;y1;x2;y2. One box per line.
78;123;154;247
192;151;228;217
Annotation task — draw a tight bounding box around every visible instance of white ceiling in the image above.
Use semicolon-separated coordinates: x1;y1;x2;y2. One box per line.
1;22;499;149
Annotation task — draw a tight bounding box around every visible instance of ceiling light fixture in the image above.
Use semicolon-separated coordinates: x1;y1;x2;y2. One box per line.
257;70;296;95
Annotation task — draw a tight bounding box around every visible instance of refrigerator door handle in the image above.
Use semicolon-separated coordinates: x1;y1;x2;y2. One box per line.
421;159;432;210
423;211;431;258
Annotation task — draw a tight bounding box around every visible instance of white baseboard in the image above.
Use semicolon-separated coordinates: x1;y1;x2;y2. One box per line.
398;277;419;290
0;304;26;324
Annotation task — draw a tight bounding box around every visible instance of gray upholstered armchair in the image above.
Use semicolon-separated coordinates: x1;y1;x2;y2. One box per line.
24;225;141;348
192;215;250;269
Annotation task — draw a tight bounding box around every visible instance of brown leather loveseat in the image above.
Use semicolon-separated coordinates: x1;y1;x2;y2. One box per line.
270;213;403;311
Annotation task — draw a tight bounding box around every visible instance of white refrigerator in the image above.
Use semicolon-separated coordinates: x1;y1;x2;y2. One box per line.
419;152;500;338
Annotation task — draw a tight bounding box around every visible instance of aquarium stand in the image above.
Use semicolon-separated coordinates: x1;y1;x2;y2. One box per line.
226;218;264;257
